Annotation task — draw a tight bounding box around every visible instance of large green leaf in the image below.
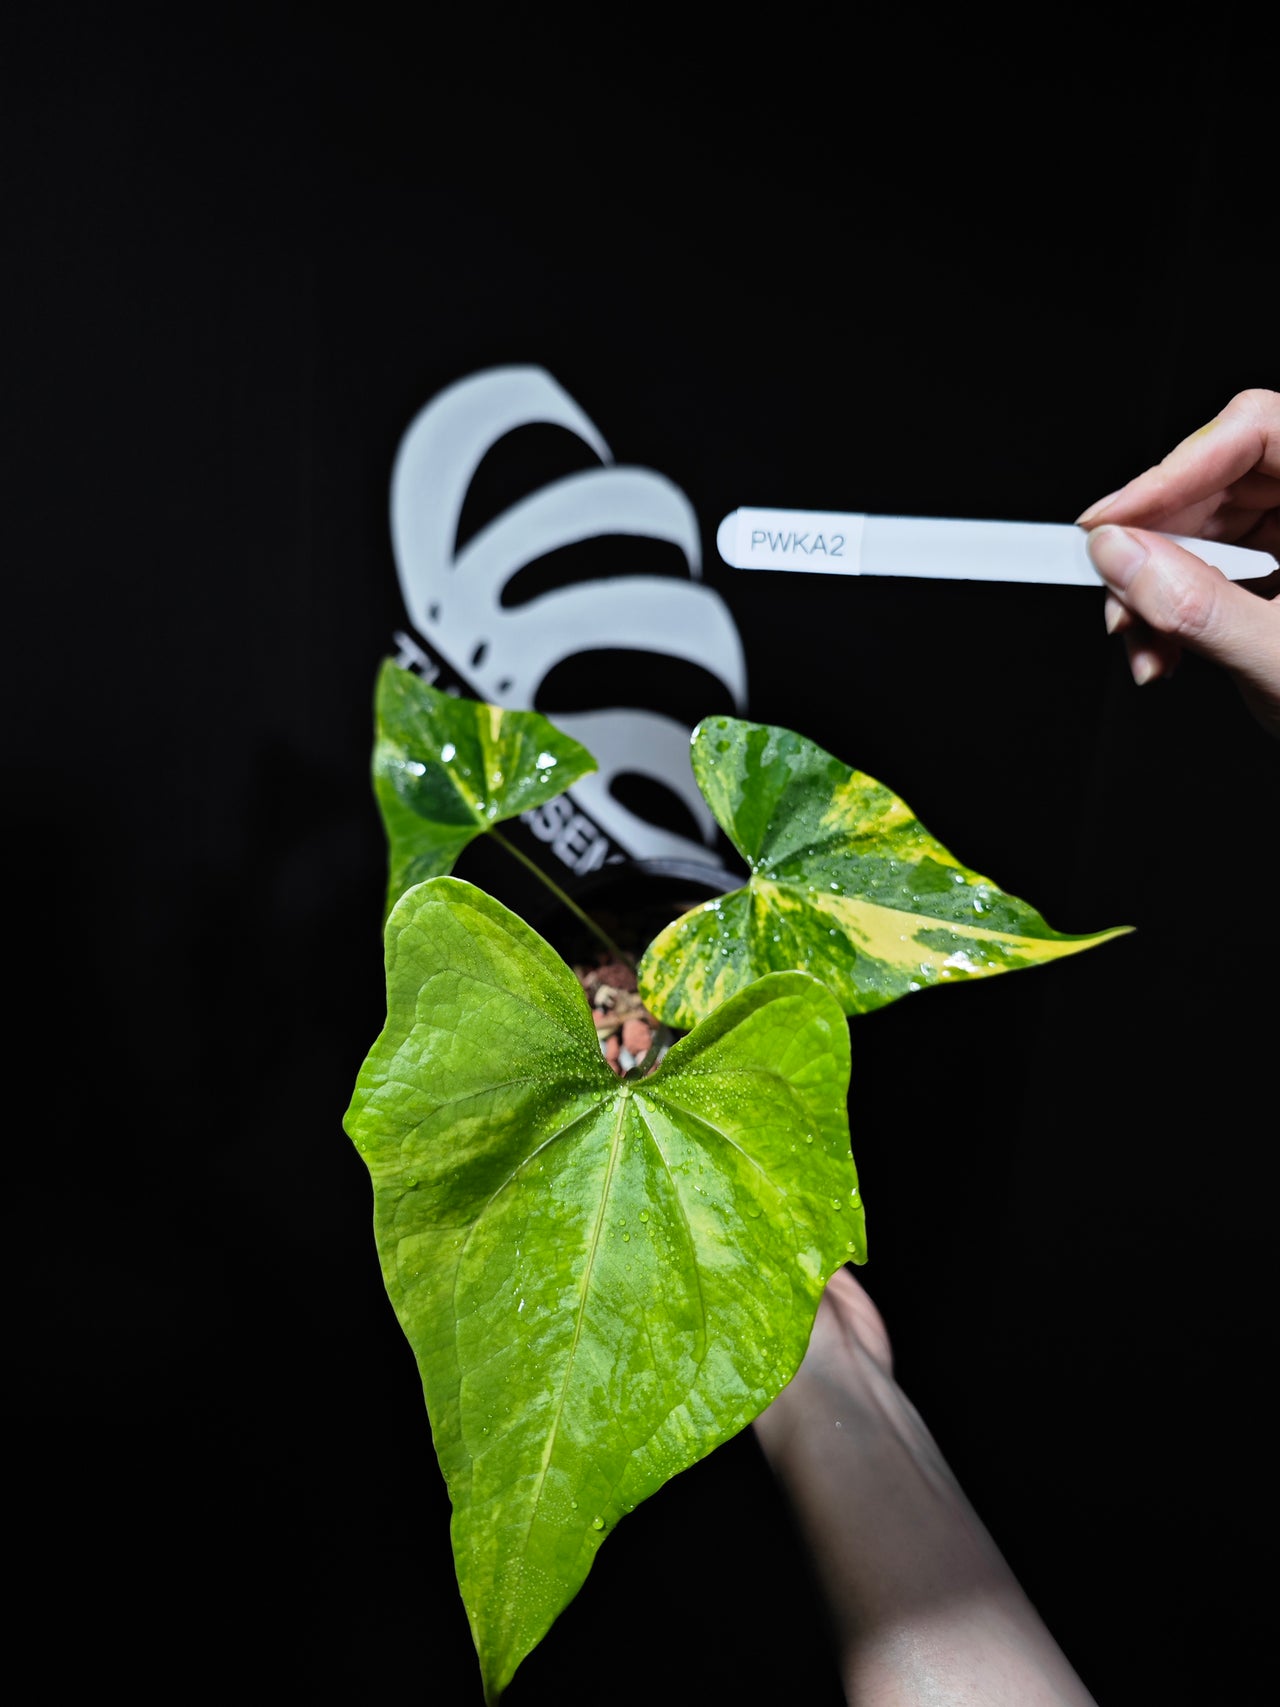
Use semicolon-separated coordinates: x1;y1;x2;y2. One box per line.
371;659;598;918
343;876;862;1703
638;715;1132;1029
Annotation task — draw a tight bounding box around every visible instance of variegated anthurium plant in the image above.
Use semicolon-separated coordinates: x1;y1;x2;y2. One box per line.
343;659;1130;1704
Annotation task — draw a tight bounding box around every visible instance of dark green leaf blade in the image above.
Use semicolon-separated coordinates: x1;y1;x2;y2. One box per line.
371;659;597;917
638;715;1132;1029
343;876;861;1702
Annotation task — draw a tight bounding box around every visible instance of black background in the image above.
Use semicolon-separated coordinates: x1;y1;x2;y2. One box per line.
7;7;1278;1704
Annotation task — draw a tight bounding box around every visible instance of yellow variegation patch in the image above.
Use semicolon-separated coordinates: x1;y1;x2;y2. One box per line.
638;716;1131;1029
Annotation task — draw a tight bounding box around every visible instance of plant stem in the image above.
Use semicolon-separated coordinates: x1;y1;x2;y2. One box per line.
490;829;631;967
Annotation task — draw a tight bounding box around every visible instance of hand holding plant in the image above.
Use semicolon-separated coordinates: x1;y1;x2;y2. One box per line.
343;661;1129;1702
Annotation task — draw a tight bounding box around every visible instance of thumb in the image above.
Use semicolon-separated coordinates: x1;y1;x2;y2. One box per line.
1085;524;1280;703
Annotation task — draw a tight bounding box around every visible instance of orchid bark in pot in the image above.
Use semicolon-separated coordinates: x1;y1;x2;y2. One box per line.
342;659;1129;1704
532;856;745;1076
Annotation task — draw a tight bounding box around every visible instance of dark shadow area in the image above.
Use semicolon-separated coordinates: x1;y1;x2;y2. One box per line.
6;9;1274;1705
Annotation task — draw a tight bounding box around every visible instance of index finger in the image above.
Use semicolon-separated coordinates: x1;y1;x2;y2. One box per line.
1077;387;1280;529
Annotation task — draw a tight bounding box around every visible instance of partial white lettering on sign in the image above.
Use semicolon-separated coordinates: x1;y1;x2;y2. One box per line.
521;795;610;876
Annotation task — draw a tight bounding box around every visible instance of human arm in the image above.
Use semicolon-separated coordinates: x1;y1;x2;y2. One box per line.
752;1267;1098;1706
1075;386;1280;738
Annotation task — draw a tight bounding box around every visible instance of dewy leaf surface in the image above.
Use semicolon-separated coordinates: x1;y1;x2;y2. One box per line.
343;876;862;1703
371;658;597;917
638;715;1132;1030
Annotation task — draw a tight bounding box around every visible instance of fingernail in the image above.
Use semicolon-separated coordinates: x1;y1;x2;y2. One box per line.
1074;488;1126;526
1131;652;1160;686
1087;524;1149;585
1104;601;1124;634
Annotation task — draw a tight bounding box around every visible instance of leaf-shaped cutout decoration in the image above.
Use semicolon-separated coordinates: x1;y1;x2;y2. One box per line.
343;876;863;1704
371;658;598;918
637;715;1133;1030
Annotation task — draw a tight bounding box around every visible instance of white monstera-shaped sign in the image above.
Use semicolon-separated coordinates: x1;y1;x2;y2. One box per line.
389;365;748;864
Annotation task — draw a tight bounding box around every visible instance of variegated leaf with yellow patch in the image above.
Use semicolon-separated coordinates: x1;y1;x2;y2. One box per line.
371;658;598;919
637;715;1132;1030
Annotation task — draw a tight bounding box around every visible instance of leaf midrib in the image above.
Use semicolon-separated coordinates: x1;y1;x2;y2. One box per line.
496;1085;634;1572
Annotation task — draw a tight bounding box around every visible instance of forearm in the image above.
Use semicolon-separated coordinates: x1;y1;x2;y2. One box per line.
755;1294;1097;1706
